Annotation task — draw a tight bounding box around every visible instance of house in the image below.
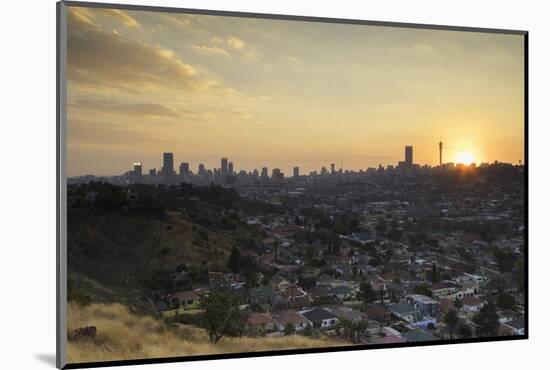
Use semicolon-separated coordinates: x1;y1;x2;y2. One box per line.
503;316;525;335
249;287;287;312
301;308;339;329
430;282;458;298
247;312;275;335
402;329;438;342
386;283;407;301
366;303;391;323
273;310;309;332
280;285;311;309
172;290;200;308
461;296;484;313
332;285;355;300
413;317;437;331
269;274;292;291
498;309;517;324
329;307;367;323
407;294;440;318
389;302;421;323
309;285;336;304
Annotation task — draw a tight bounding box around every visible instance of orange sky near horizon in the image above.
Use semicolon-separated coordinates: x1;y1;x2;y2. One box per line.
66;6;525;177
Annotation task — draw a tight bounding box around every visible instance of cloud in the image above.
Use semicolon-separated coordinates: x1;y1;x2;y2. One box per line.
71;99;181;118
192;44;230;56
67;14;217;93
67;7;96;27
227;37;245;49
211;36;246;50
97;9;140;28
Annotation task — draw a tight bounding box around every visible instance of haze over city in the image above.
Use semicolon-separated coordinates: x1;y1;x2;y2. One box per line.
67;7;524;177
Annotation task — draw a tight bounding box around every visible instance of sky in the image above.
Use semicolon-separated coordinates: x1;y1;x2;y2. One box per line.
66;6;525;177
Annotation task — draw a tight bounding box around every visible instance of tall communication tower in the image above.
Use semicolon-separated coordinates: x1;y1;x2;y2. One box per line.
439;139;443;166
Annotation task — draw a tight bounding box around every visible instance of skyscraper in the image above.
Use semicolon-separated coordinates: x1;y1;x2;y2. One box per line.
272;168;284;181
198;163;206;176
149;168;156;177
162;153;174;176
228;161;234;174
330;163;335;174
293;166;299;178
179;162;189;176
133;162;142;178
405;146;413;167
261;167;268;179
221;157;228;176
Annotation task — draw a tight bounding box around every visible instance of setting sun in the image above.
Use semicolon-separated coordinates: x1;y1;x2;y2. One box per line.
456;151;475;165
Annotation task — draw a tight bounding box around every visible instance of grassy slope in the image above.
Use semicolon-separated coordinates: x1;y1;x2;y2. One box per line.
67;206;253;299
67;303;348;364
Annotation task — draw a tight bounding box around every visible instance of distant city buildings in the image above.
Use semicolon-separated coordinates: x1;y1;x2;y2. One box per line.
198;163;206;176
162;153;174;176
272;168;284;181
133;162;142;178
115;139;507;187
405;146;413;167
221;157;228;177
179;162;189;176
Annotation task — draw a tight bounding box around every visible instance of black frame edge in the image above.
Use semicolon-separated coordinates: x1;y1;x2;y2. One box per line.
57;1;529;369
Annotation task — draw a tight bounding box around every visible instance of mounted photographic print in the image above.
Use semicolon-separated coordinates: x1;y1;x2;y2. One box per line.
56;1;528;368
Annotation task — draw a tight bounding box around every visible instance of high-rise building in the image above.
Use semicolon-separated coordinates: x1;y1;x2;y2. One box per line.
149;168;156;177
261;167;268;179
293;166;299;178
439;139;443;166
405;146;413;167
221;157;228;176
272;168;284;181
179;162;189;176
228;161;234;174
330;163;335;174
133;162;142;178
198;163;206;176
162;153;174;176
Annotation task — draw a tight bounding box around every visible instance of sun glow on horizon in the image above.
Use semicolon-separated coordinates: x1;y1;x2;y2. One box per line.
455;151;475;165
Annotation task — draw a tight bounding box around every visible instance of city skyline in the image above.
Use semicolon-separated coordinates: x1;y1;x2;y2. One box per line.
79;143;522;180
66;7;524;177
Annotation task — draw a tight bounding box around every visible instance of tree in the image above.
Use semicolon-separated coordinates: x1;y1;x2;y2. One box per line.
298;275;317;291
497;293;516;310
444;309;459;340
458;323;472;338
453;298;463;317
413;284;433;298
333;318;368;344
493;248;516;273
200;290;242;343
431;263;440;283
358;282;377;308
227;246;242;274
473;302;499;337
303;323;314;337
284;323;296;336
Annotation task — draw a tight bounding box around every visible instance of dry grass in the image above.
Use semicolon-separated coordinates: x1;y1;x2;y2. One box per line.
67;303;348;364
